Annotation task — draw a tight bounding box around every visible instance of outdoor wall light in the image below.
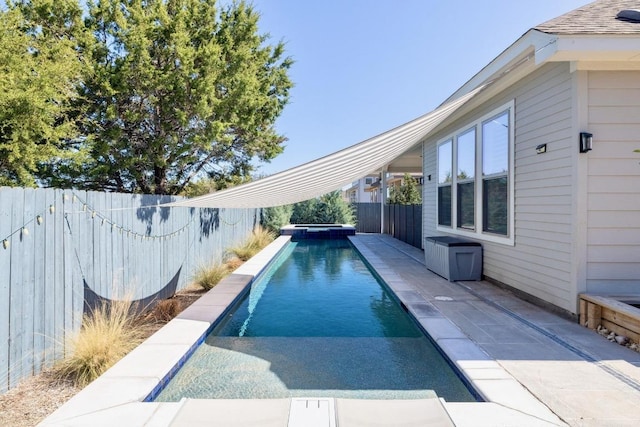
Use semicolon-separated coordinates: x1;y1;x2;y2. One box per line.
536;143;547;154
579;132;593;153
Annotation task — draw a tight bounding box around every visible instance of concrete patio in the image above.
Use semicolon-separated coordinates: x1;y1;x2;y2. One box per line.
40;234;640;426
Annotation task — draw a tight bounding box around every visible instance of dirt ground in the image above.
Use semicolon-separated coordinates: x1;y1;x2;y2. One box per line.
0;288;205;427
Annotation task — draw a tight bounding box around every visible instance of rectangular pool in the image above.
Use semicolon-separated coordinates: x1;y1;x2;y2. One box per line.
154;239;476;402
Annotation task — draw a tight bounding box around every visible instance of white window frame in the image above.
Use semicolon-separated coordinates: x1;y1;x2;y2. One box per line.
436;100;515;246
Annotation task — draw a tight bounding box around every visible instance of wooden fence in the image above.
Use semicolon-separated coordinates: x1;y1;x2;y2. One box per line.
0;187;259;392
353;203;423;249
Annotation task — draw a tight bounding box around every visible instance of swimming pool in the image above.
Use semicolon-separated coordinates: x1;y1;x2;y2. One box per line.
154;239;476;402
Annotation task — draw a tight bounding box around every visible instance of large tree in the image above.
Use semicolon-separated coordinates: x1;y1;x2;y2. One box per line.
388;173;422;205
0;0;86;187
44;0;293;194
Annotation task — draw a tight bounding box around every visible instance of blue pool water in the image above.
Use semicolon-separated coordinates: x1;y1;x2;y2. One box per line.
155;239;476;402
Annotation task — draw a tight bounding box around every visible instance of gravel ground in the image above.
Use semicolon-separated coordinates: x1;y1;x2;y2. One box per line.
0;288;205;427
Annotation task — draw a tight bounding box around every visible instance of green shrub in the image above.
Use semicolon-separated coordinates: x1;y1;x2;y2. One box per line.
388;173;422;204
291;191;355;225
262;204;293;233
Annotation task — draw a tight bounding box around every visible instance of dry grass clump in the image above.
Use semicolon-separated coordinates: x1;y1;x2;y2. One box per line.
192;262;231;290
150;298;183;322
225;256;243;271
229;226;275;261
51;297;146;387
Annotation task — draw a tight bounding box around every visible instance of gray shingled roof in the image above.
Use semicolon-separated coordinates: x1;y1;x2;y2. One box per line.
535;0;640;34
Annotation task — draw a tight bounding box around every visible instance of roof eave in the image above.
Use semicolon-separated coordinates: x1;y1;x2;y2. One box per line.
443;29;556;105
430;29;640;138
542;33;640;64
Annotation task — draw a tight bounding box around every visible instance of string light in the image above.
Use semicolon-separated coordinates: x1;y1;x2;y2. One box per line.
63;191;201;241
0;192;245;253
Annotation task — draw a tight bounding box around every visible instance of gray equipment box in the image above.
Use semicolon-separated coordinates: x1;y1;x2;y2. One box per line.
424;236;482;281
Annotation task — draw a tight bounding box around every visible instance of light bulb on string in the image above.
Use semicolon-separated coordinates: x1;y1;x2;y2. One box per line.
2;239;9;249
49;205;55;214
36;215;43;225
21;227;29;237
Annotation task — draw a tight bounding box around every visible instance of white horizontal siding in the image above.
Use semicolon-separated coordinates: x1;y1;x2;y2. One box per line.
490;63;575;310
422;62;577;311
586;71;640;294
422;143;437;238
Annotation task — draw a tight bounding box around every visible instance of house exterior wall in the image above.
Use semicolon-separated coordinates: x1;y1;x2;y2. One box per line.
585;71;640;294
423;62;578;312
343;176;378;203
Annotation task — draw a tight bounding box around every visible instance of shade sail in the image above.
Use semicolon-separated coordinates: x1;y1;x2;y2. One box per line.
167;86;484;208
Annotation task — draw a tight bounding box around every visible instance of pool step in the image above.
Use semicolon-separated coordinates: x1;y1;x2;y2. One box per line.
168;397;455;426
288;398;336;427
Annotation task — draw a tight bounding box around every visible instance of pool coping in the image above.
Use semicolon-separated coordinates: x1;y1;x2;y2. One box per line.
38;235;563;426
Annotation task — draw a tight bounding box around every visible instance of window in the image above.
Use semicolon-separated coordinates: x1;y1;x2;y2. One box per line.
437;140;452;227
436;102;513;244
457;128;475;230
482;111;509;235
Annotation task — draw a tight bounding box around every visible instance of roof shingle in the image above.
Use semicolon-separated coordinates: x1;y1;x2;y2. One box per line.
535;0;640;34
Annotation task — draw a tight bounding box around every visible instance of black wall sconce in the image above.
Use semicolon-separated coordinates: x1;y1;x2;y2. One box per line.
536;143;547;154
579;132;593;153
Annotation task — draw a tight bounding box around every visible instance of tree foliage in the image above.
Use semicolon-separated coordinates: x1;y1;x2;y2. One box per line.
1;0;292;194
290;191;355;225
0;0;86;187
388;173;422;205
261;204;293;233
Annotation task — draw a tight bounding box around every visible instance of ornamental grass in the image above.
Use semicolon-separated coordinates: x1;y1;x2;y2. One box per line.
52;296;146;387
192;262;230;290
229;226;275;261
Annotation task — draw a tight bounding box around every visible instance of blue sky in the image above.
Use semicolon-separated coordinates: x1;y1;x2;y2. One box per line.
248;0;590;176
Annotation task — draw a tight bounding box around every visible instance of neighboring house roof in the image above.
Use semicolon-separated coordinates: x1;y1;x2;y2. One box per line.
535;0;640;34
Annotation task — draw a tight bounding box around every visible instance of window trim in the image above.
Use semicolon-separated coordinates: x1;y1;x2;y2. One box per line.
435;100;515;246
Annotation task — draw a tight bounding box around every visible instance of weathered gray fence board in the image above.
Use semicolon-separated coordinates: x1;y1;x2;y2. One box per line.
52;190;65;363
0;190;12;392
0;187;258;393
9;189;24;388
